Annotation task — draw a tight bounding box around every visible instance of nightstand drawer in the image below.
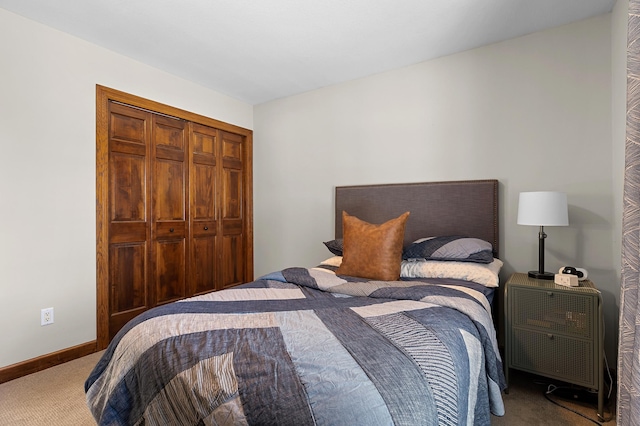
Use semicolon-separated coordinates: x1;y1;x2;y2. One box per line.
510;286;594;339
510;328;595;387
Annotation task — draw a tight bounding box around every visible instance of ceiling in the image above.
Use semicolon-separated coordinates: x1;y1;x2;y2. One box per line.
0;0;616;105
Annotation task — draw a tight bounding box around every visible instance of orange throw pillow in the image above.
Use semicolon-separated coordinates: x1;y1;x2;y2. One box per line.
336;211;410;281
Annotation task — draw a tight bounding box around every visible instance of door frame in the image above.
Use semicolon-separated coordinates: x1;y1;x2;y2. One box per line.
96;85;253;349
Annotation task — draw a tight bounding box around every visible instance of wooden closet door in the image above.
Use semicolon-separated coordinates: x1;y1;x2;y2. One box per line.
189;123;218;295
152;115;188;305
220;131;246;289
107;103;151;338
106;104;188;336
97;85;253;348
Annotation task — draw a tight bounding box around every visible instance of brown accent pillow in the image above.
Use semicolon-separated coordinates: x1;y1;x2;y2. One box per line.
336;211;410;281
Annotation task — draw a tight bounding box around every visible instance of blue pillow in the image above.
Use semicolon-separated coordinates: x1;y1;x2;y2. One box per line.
402;236;494;263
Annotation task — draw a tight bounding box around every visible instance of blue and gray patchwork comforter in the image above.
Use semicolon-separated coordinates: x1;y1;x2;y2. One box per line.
85;266;506;425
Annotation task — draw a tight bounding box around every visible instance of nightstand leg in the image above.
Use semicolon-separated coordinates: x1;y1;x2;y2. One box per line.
597;303;604;421
505;366;509;394
598;392;603;421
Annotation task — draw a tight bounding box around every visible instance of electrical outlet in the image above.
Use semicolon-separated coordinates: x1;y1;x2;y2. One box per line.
41;307;54;326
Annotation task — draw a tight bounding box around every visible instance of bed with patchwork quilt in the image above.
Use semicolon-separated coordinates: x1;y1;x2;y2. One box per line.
85;263;506;425
86;179;506;425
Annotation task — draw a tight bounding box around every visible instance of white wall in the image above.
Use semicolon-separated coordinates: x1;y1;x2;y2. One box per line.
0;9;253;368
254;15;619;361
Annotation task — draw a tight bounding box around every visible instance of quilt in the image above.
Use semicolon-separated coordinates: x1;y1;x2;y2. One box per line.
85;265;506;425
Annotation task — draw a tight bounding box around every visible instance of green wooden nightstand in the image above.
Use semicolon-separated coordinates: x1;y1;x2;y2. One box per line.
504;272;604;420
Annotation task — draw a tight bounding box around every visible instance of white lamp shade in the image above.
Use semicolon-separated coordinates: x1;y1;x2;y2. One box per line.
517;191;569;226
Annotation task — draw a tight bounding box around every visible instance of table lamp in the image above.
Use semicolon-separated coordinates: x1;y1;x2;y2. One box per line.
517;191;569;280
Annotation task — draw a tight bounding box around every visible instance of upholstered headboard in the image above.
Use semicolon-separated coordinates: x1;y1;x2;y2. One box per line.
335;180;499;258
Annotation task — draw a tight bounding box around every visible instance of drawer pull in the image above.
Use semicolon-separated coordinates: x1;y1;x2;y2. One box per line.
169;228;174;232
546;291;554;297
204;226;208;231
547;334;554;340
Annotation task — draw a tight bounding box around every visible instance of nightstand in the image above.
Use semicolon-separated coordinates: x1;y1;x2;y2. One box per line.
504;272;604;420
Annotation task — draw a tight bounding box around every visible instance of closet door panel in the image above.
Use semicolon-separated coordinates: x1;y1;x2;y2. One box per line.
221;132;242;170
152;116;188;305
154;159;185;220
110;222;146;243
222;230;244;289
220;131;245;288
110;107;146;145
193;236;216;294
155;239;186;304
155;118;186;150
222;169;242;219
108;242;147;338
110;243;146;312
221;132;243;221
190;124;218;294
192;123;216;161
111;154;146;221
109;105;148;224
191;163;217;295
194;165;215;217
107;103;151;339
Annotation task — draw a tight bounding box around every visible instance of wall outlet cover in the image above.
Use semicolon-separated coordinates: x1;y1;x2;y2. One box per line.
41;307;54;326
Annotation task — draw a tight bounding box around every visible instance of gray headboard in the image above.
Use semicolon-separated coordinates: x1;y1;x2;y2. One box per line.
335;180;499;258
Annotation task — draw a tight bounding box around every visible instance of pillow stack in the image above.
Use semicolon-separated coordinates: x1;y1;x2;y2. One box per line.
323;213;501;285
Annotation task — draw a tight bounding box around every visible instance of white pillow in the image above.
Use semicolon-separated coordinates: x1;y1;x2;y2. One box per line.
400;258;503;287
319;256;343;267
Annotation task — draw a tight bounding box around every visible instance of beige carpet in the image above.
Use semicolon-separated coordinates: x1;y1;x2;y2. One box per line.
493;370;617;426
0;351;102;425
0;351;616;425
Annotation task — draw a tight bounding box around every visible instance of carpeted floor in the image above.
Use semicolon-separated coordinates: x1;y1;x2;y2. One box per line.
493;369;617;425
0;351;616;425
0;351;102;425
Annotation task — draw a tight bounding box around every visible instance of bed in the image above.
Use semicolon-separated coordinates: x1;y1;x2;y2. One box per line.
85;179;506;425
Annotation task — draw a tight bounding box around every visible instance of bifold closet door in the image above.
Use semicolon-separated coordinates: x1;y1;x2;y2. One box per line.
220;131;246;289
189;123;218;295
107;103;189;338
104;98;250;340
107;103;152;337
189;125;248;292
151;114;188;306
97;85;254;347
